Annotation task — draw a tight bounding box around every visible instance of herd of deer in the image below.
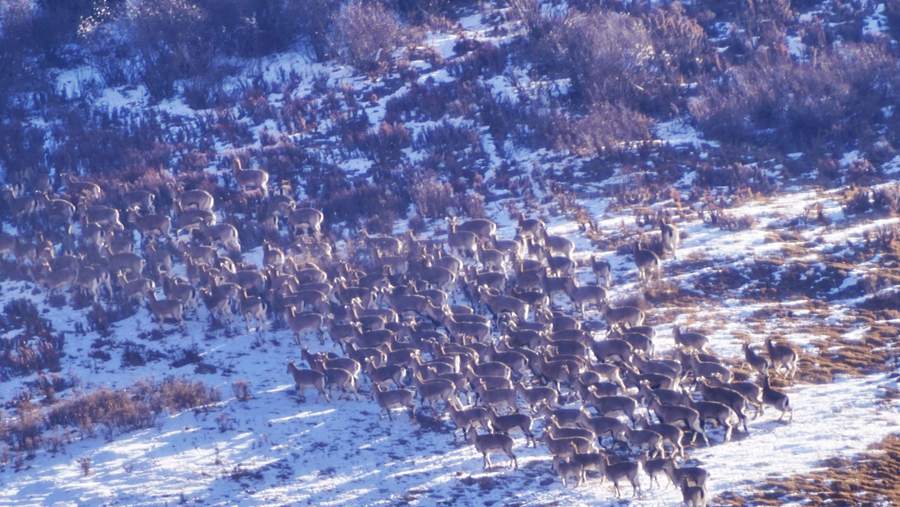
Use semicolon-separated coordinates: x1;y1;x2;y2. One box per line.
0;163;799;506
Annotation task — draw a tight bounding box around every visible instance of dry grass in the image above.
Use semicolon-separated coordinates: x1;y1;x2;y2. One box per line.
716;434;900;506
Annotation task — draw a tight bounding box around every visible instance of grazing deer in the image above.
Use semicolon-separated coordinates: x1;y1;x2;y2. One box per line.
765;338;798;379
625;427;666;458
760;374;793;422
287;360;328;401
373;384;415;421
468;431;518;470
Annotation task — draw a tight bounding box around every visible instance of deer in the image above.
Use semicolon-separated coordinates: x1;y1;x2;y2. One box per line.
647;395;709;446
310;357;359;400
413;371;456;415
515;382;558;414
553;455;585;488
760;374;793;422
239;289;267;333
633;241;661;282
284;306;325;345
468;430;517;470
591;339;634;365
698;381;750;432
743;342;770;375
543;232;575;257
544;418;595;442
625;427;666;458
707;377;764;418
83;205;124;231
287;360;328;402
476;286;529;322
457;218;497;244
681;483;707;507
233;158;269;197
145;290;184;326
198;223;241;254
682;351;732;384
564;278;606;317
577;413;629;448
590;395;639;426
447;217;479;259
288;207;325;237
37;192;76;232
660;221;680;258
373;384;415;421
541;432;593;460
601;303;645;332
477;385;518;415
486;407;536;447
672;325;709;351
591;256;612;288
130;212;171;240
605;458;641;498
765;338;798;379
662;460;708;490
177;189;215;212
447;400;493;443
690;399;739;442
365;356;407;388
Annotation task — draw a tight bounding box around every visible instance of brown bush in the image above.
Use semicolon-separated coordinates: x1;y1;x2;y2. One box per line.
551;9;655;107
331;1;404;71
410;173;456;218
690;43;898;147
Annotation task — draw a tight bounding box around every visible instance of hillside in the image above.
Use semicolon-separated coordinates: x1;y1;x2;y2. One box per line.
1;1;899;506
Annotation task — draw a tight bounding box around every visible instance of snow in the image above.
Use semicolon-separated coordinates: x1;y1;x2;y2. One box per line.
653;119;719;149
863;3;889;38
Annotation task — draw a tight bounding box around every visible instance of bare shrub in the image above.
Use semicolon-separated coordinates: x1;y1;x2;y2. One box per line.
645;3;709;77
844;184;900;216
78;456;92;476
553;9;655;107
410;173;457;218
690;43;898;147
231;380;252;402
566;102;652;154
331;1;404;71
